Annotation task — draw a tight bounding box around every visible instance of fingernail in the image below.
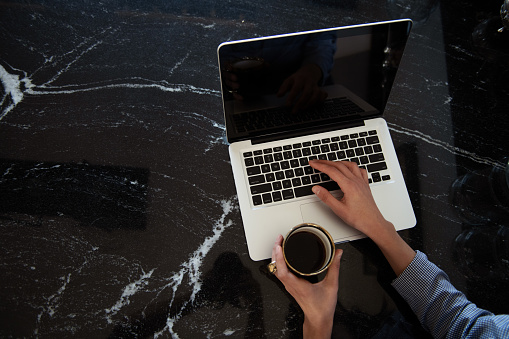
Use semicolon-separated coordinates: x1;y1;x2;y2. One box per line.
312;186;320;195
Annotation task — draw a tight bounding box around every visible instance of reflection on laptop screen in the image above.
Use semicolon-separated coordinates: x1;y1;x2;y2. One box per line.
219;21;411;143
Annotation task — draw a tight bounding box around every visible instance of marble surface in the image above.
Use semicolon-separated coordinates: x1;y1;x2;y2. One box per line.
1;0;508;337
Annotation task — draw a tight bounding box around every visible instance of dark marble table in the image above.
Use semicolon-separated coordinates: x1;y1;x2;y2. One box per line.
1;0;508;337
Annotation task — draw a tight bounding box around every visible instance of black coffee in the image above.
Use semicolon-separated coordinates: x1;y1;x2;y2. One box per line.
284;231;326;274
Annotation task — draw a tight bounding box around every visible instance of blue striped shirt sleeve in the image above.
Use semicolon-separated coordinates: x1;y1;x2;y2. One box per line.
391;251;509;338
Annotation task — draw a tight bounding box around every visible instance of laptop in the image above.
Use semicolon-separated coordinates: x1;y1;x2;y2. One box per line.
217;19;416;261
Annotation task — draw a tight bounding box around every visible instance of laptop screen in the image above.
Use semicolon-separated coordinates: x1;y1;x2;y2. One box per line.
218;20;412;143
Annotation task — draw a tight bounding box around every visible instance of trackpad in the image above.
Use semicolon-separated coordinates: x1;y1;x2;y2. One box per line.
300;201;362;241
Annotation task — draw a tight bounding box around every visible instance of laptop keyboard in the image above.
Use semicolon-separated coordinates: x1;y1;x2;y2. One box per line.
243;130;390;206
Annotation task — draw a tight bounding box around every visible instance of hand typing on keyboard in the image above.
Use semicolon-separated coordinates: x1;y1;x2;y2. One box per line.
309;160;392;239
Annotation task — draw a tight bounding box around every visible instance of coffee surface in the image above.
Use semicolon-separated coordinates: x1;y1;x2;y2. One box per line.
284;231;326;274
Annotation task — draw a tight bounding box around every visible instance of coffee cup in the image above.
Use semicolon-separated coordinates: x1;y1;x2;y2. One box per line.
282;223;335;277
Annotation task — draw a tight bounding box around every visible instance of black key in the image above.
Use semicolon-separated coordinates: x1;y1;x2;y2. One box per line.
312;139;321;145
261;164;270;173
243;151;253;157
320;173;330;181
359;132;368;137
249;175;265;185
274;146;283;152
293;143;302;148
244;158;254;167
246;166;261;176
341;135;349;140
272;181;282;190
372;172;382;182
322;138;331;143
293;149;302;158
302;148;311;156
366;136;380;144
292;178;302;187
283;151;293;159
266;173;276;182
254;156;264;164
250;183;272;195
262;193;272;204
303;141;312;147
355;147;364;156
311;174;321;183
299;157;309;166
263;148;272;154
360;156;369;164
254;150;263;155
367;162;387;172
295;168;304;176
252;195;263;206
290;159;300;168
301;176;311;185
331;136;340;142
357;138;366;146
337;151;346;159
327;152;337;161
369;153;385;163
271;162;280;171
330;143;339;151
318;154;327;160
264;154;274;163
339;141;348;149
320;144;330;153
364;145;374;154
272;191;282;202
274;153;283;161
283;145;292;150
294;181;340;198
346;149;355;157
350;133;358;138
350;158;360;165
311;146;321;154
382;175;391;181
282;180;292;188
281;161;290;169
304;166;314;175
282;189;294;200
275;171;285;180
368;130;377;135
285;169;295;178
348;140;357;148
373;144;382;153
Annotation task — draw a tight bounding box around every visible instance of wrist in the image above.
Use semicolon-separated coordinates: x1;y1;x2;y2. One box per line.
303;314;333;339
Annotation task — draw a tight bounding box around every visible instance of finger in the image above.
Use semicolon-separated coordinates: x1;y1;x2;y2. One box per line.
309;160;349;184
312;184;346;215
272;234;283;261
360;167;369;183
274;240;291;278
323;249;343;285
311;160;359;181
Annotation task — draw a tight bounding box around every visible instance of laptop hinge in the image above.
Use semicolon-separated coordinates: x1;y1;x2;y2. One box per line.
250;120;365;145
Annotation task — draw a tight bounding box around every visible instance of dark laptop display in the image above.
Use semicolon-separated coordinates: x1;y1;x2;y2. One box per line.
219;20;412;144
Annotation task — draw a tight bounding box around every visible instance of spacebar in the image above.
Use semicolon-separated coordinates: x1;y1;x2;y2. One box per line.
294;181;340;198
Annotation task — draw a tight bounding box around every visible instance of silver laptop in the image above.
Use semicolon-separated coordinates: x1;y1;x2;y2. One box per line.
218;19;416;261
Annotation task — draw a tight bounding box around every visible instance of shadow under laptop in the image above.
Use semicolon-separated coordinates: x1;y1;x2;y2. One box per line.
0;159;149;230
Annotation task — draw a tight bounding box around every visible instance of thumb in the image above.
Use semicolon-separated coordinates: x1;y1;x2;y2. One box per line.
323;249;343;284
312;185;344;216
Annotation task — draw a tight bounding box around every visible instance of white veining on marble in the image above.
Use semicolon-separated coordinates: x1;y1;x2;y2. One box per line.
0;64;32;120
154;198;235;338
388;122;503;168
105;268;155;324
